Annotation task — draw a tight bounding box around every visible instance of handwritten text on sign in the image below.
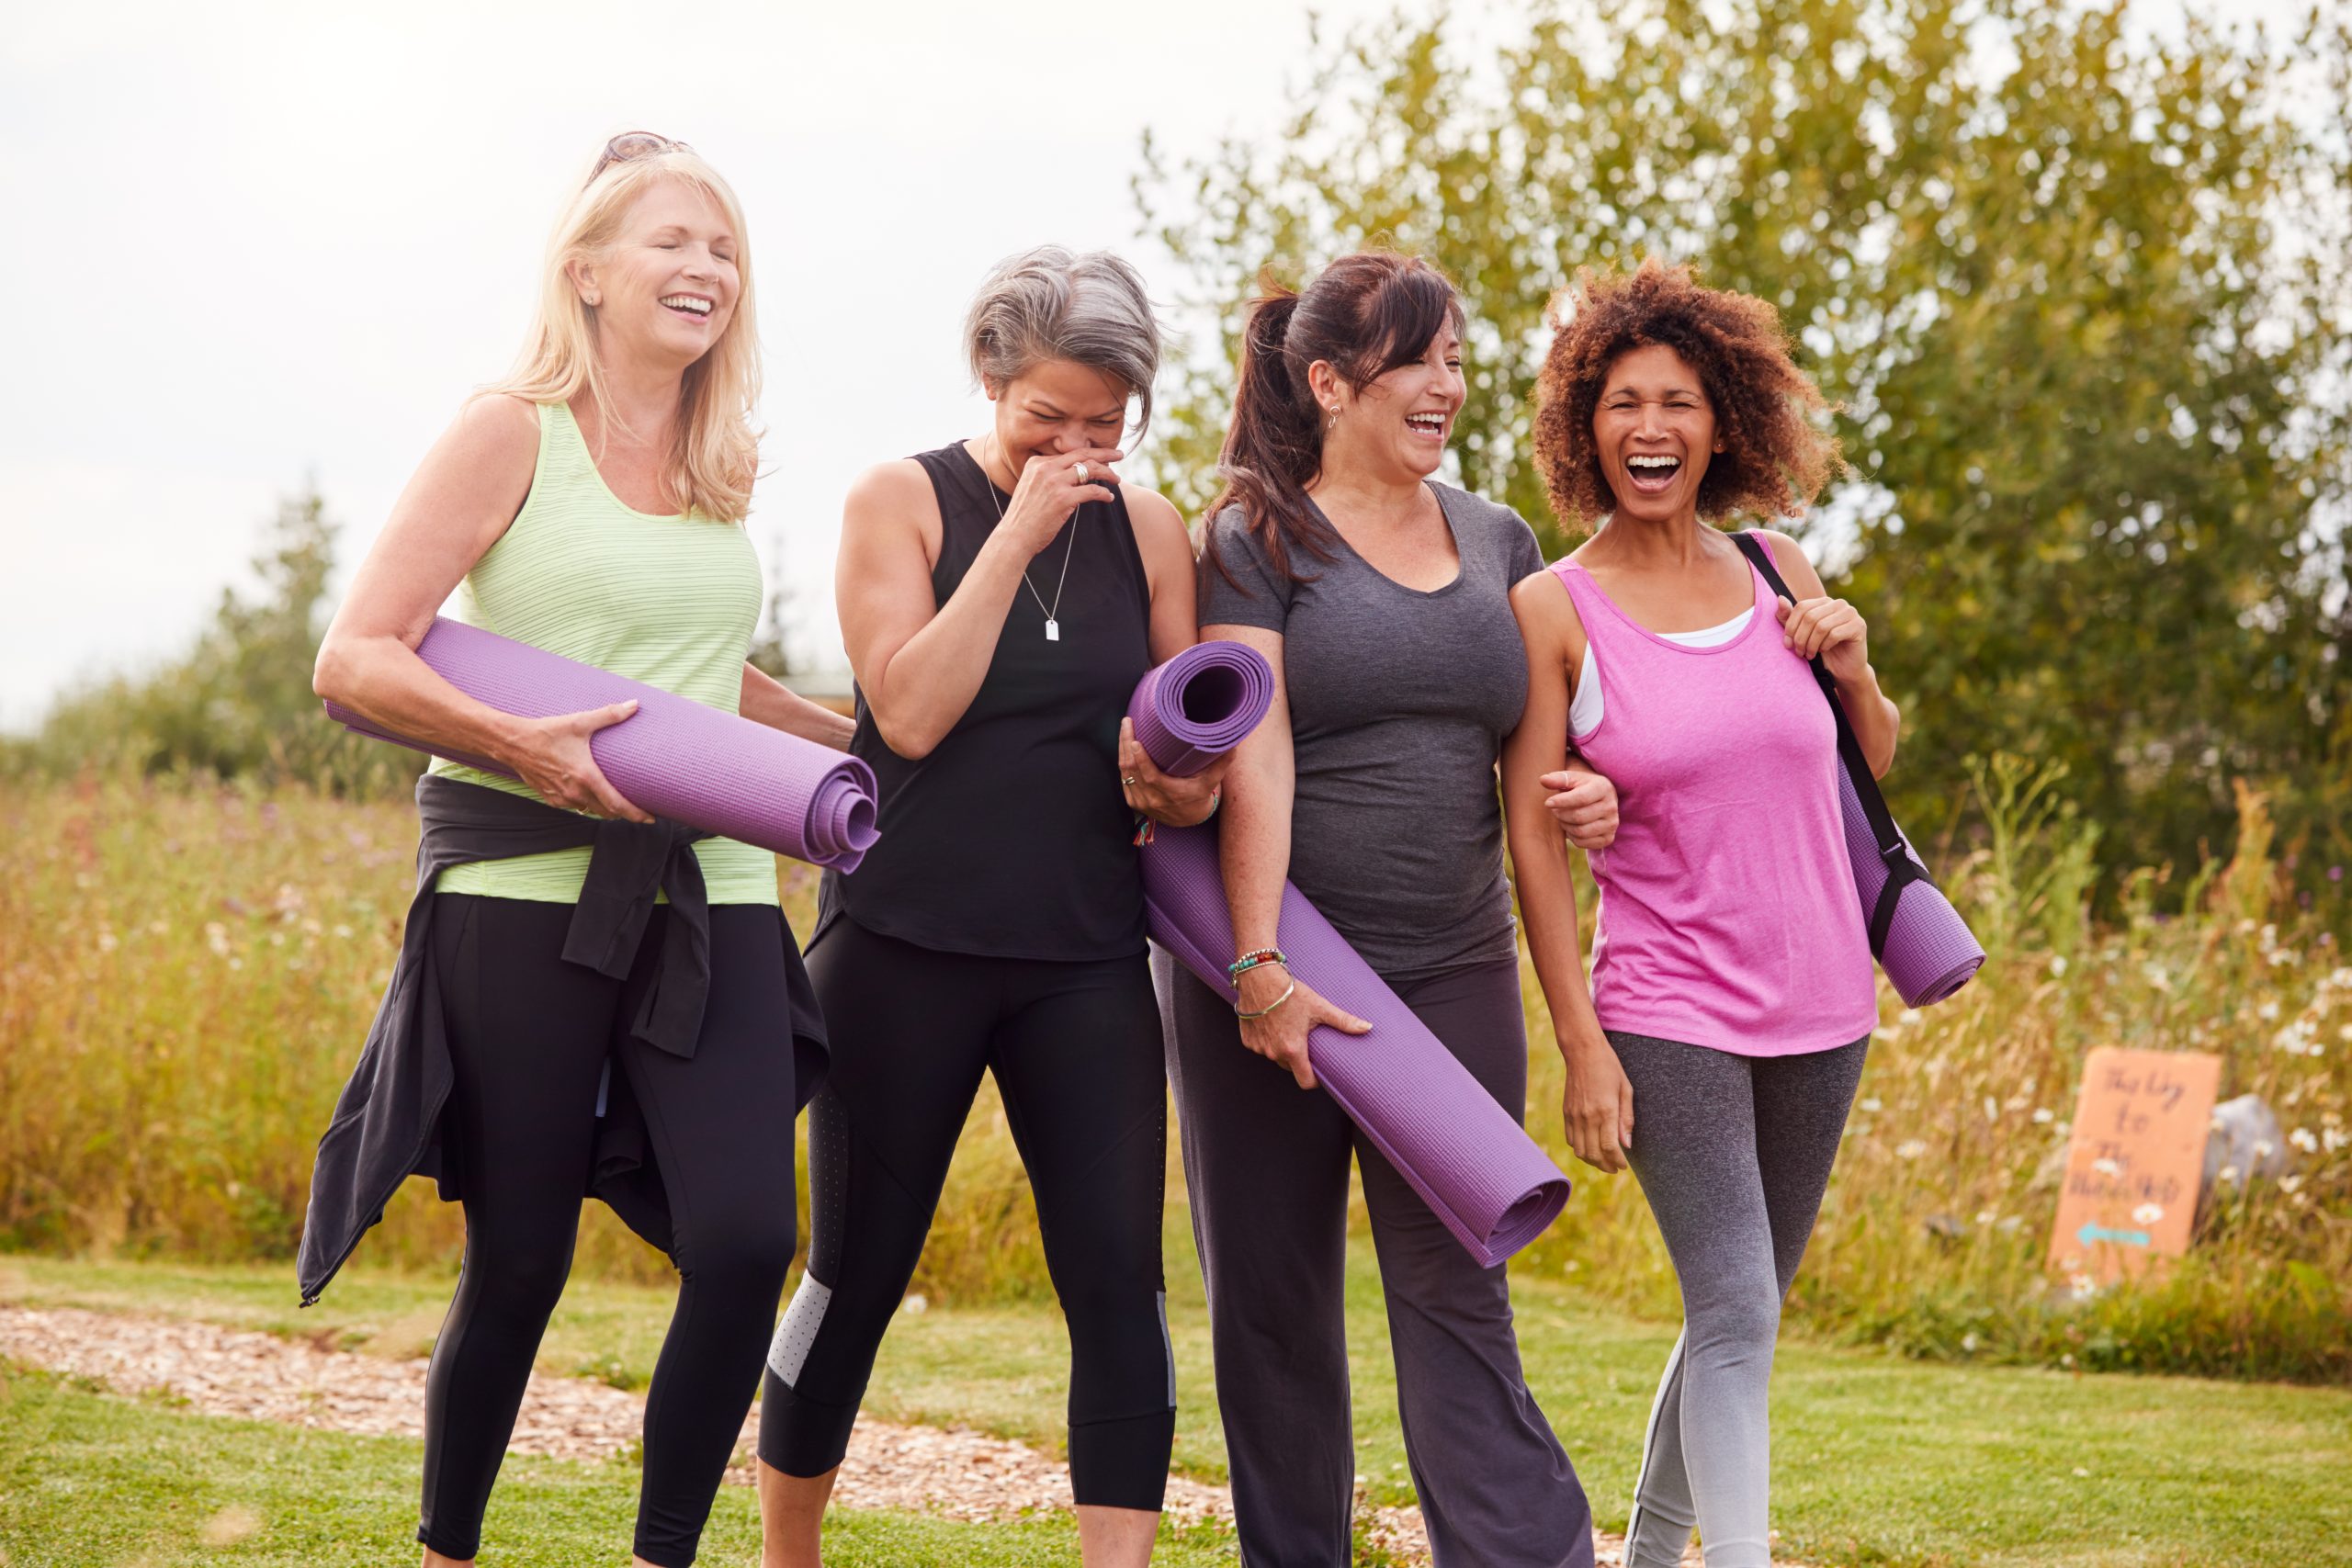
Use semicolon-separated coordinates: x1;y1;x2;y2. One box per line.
2048;1047;2221;1284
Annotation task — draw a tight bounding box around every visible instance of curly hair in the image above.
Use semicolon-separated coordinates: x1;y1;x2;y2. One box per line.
1532;258;1839;529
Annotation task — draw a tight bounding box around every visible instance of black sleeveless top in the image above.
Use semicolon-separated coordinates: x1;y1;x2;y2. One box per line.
816;443;1155;961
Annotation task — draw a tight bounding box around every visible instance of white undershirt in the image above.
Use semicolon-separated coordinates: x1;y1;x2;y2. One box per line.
1569;608;1754;739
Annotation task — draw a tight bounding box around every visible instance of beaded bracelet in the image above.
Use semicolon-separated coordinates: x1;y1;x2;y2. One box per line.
1129;787;1225;848
1227;947;1288;980
1235;979;1297;1021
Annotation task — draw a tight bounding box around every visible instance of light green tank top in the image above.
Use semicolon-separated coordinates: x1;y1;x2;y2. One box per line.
430;400;779;906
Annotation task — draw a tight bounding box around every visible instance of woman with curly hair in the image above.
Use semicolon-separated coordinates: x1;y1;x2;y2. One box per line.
1500;258;1899;1568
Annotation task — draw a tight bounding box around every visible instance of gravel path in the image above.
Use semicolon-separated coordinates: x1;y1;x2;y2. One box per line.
0;1303;1800;1565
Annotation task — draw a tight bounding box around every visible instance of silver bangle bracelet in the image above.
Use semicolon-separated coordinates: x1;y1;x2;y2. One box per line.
1235;979;1296;1021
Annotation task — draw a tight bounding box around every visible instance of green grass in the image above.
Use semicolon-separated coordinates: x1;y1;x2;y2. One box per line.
0;1364;1242;1567
6;1249;2349;1566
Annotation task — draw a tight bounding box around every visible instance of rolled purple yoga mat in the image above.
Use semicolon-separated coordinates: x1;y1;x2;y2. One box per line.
1838;768;1984;1007
1127;644;1571;1268
1126;640;1276;779
324;617;879;873
1143;827;1570;1267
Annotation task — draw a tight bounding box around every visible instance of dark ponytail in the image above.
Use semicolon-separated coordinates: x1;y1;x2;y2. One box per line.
1207;253;1465;592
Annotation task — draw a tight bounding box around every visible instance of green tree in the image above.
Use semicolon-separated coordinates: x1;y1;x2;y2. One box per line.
14;487;414;795
1136;0;2352;884
746;582;798;680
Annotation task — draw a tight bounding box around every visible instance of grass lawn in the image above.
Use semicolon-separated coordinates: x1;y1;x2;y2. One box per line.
4;1226;2348;1568
0;1364;1242;1567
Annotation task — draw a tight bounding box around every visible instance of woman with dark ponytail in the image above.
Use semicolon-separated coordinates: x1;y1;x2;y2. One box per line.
1165;252;1611;1567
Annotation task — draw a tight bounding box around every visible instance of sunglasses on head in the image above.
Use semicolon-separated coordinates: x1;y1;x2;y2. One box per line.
587;130;692;187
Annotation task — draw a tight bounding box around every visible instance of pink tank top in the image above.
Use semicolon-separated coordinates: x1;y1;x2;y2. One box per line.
1551;543;1878;1056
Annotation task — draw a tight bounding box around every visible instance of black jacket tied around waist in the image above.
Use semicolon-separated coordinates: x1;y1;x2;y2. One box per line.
295;774;826;1305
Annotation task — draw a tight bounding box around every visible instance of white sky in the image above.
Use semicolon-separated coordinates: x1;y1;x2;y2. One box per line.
0;0;2309;729
0;0;1411;728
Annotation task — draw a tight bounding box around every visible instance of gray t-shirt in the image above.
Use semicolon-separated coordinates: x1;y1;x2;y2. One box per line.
1202;484;1544;976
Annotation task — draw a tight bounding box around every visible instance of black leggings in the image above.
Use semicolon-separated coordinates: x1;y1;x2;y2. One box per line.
757;919;1174;1509
420;895;800;1567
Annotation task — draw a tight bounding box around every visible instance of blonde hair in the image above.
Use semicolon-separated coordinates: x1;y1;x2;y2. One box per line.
481;146;761;523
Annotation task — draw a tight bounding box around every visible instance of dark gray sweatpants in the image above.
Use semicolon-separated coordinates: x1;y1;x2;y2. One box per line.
1164;952;1595;1568
1607;1031;1869;1568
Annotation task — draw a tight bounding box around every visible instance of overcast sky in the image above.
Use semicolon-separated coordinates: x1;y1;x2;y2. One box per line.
0;0;2309;730
0;0;1421;728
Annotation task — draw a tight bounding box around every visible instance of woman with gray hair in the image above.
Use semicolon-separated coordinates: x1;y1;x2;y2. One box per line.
754;246;1222;1568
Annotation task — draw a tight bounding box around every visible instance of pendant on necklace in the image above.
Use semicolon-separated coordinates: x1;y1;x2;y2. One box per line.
1046;619;1060;642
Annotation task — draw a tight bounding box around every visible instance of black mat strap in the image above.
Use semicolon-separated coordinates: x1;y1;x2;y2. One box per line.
1732;530;1933;958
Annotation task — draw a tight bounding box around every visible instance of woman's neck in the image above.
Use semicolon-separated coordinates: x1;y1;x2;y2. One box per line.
1586;509;1714;569
1307;457;1428;531
971;431;1019;492
588;354;688;450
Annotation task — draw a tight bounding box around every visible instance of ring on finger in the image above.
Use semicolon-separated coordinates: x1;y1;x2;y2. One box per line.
1074;461;1091;485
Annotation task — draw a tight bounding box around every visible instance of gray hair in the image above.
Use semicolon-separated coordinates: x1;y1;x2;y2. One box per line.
964;245;1160;436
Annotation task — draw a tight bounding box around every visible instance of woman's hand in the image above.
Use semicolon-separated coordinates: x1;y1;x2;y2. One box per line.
1751;531;1897;774
1118;719;1232;828
1233;964;1371;1089
1776;593;1870;685
1560;1034;1634;1173
506;702;653;822
1537;761;1620;852
994;445;1123;558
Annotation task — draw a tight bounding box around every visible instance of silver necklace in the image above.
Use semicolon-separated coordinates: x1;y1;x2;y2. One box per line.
979;444;1078;642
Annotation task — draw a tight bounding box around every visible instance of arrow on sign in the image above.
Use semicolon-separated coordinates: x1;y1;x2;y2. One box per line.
2077;1222;2153;1248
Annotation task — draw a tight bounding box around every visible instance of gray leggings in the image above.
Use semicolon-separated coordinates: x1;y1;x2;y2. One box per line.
1607;1032;1868;1568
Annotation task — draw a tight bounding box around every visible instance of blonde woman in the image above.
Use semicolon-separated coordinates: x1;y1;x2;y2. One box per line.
304;133;849;1568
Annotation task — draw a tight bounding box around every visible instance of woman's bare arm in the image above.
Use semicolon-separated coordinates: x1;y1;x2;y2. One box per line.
312;396;650;820
1115;487;1227;827
1503;572;1632;1172
840;446;1119;761
1206;621;1370;1089
740;664;855;749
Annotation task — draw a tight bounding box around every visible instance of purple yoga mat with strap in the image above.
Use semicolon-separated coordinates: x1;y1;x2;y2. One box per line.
1731;531;1985;1007
1128;643;1572;1268
1835;765;1984;1005
323;616;879;873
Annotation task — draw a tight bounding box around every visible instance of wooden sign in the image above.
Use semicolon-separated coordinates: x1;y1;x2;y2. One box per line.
2048;1047;2222;1284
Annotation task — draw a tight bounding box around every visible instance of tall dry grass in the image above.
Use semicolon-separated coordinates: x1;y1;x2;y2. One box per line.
0;773;1054;1300
1515;761;2352;1381
2;764;2345;1377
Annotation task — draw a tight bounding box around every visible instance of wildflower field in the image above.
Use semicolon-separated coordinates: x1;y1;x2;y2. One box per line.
2;765;2346;1384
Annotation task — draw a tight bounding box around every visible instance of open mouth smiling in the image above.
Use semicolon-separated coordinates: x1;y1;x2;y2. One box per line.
1624;452;1681;493
1405;412;1448;439
659;293;714;321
